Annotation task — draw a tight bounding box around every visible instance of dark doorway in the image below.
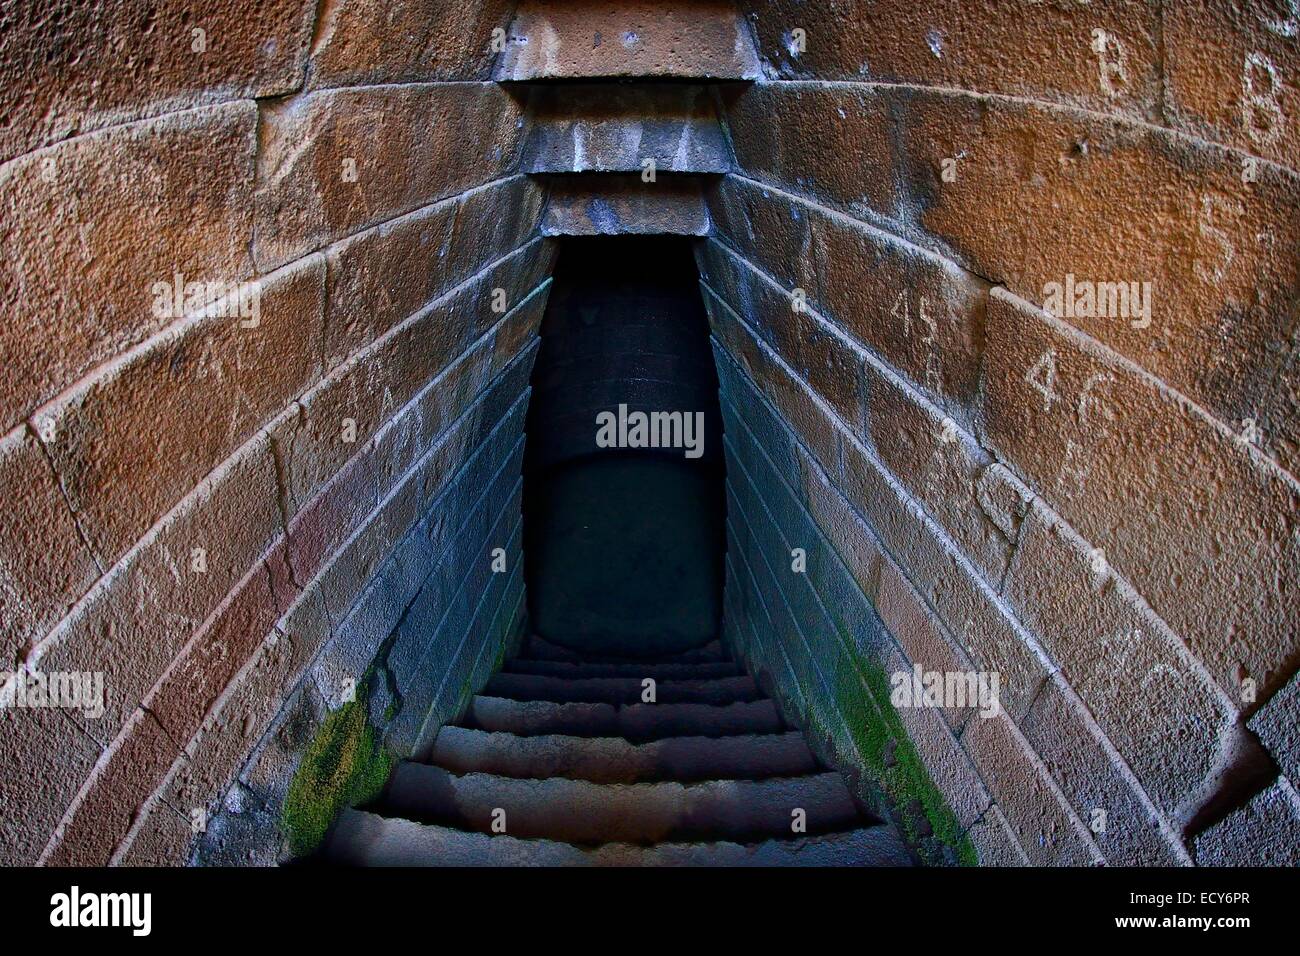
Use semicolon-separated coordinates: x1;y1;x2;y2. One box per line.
522;236;725;659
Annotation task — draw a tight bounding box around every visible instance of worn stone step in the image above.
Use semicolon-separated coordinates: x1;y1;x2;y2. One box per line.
378;764;862;844
428;727;818;783
504;658;742;680
322;809;912;866
460;696;784;740
483;672;761;705
523;636;727;664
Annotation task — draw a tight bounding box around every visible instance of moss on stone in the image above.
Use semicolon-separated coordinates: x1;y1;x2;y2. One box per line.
492;638;510;673
832;623;977;867
282;681;393;858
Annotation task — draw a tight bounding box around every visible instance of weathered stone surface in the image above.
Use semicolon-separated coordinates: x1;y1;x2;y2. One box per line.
708;176;989;419
241;676;329;814
699;239;869;434
253;85;526;271
965;804;1028;866
0;426;100;662
880;643;991;829
314;374;517;650
0;706;101;865
5;0;1297;871
495;0;760;80
29;434;283;742
0;0;314;161
162;625;301;836
706;175;823;298
960;709;1102;865
387;498;524;754
741;1;1161;121
190;785;285;866
324;177;543;368
113;798;196;867
1193;778;1300;866
723;487;829;721
42;707;181;865
1;103;257;431
896;89;1300;433
276;299;540;640
1164;1;1300;170
722;84;898;220
800;444;885;602
1004;497;1237;818
1258;340;1300;480
524;85;729;173
183;587;336;854
877;562;979;731
322;205;457;371
308;0;513;87
284;449;379;595
272;243;551;520
705;296;840;471
864;361;1021;586
723;436;885;766
1021;675;1192;865
719;348;1058;856
39;255;323;569
1249;670;1300;790
720;393;886;679
984;288;1300;703
276;243;551;520
381;401;531;711
146;561;281;746
387;480;523;710
444;183;551;304
711;300;1049;720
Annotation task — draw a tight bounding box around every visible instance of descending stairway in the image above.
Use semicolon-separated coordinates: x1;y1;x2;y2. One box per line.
319;636;912;866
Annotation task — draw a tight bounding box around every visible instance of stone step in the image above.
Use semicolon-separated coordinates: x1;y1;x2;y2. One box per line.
482;672;761;705
523;636;727;664
460;695;784;740
322;809;912;867
428;726;819;783
378;764;862;844
503;658;742;680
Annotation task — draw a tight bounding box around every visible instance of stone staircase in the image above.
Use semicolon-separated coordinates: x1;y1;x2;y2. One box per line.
319;636;911;865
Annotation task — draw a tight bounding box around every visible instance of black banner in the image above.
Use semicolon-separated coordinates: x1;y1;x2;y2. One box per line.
0;865;1285;942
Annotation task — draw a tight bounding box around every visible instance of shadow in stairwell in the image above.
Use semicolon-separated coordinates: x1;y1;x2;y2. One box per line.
522;236;725;659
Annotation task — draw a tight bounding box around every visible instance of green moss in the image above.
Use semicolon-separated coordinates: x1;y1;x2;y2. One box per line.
282;682;393;858
832;623;977;867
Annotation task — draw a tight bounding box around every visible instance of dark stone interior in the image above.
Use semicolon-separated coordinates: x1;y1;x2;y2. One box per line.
522;237;725;657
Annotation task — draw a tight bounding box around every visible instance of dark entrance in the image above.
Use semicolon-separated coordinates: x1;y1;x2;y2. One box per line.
522;236;725;658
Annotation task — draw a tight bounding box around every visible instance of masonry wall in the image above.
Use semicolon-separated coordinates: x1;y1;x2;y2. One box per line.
705;0;1300;865
0;0;554;865
3;0;1297;870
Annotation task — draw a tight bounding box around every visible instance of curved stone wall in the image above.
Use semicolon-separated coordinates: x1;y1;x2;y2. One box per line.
1;0;1295;867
